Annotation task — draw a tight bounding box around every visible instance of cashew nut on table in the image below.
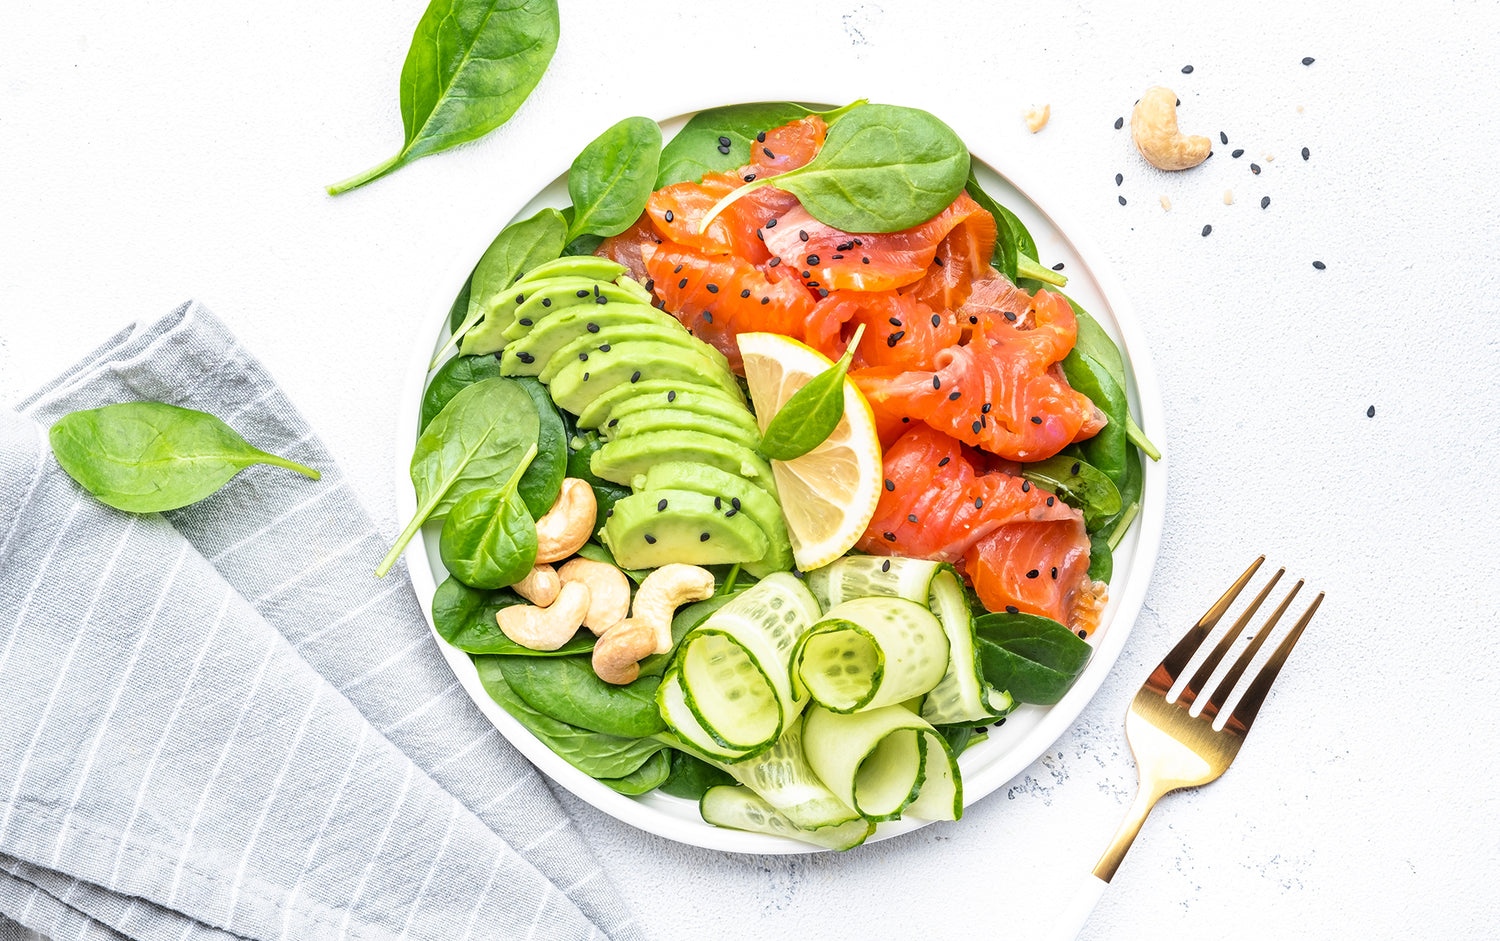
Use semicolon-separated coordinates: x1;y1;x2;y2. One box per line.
1131;86;1211;171
592;564;715;685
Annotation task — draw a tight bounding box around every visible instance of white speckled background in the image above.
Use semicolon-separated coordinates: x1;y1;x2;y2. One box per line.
3;1;1498;938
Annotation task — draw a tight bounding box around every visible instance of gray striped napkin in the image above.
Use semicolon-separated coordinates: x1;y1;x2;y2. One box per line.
0;301;645;941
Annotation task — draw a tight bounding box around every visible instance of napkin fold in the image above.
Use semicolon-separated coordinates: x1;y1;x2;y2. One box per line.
0;302;644;941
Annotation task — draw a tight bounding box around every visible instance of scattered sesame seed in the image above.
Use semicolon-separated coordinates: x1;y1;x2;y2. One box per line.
706;283;719;294
799;231;809;242
541;298;551;307
938;456;951;467
832;253;844;260
862;257;870;264
595;295;607;305
717;144;730;154
1021;480;1031;492
703;312;713;323
1313;260;1326;270
1114;116;1124;129
576;289;590;298
933;375;941;390
667;390;676;402
1181;64;1194;74
1202;224;1212;237
934;256;945;267
1004;311;1017;322
801;270;811;279
582;372;589;381
644;534;656;544
975;497;984;509
1115;173;1123;186
600;344;611;351
887;331;905;347
884;532;896;542
1366;405;1375;418
1046;496;1055;506
1026;568;1039;578
1070;461;1080;475
885;479;895;491
731;497;740;510
517;351;534;364
908;514;918;523
740;288;751;298
657;498;668;511
1250;163;1261;174
756;131;767;143
948;391;961;401
1302;146;1310;161
768;256;781;267
664;210;674;223
700;532;710;542
1232;148;1244;158
817;288;829;298
630;370;641;383
724;508;738;518
717;135;731;146
1302;56;1315;66
761;297;770;305
972;421;982;433
881;560;891;572
806;254;820;265
763;146;774;159
519;318;532;326
889;317;903;327
1030;416;1043;424
1005;606;1019;614
1118;195;1127;206
982;403;992;414
931;314;940;327
1261;196;1271;209
765;218;777;228
714;497;722;509
1052;262;1065;271
1077;629;1087;639
744;174;756;182
578;352;588;361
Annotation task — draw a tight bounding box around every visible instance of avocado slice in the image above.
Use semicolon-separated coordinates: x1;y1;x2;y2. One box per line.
498;304;679;377
604;409;761;452
639;462;793;577
590;430;776;493
540;323;733;384
575;380;747;430
513;256;626;288
548;342;744;417
603;386;762;436
601;490;770;570
500;276;655;343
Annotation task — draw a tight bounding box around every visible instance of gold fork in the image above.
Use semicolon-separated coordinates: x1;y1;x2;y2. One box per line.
1052;556;1324;938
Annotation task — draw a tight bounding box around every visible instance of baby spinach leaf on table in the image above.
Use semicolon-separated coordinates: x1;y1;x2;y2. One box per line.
700;103;970;234
973;612;1093;705
326;0;560;195
438;443;538;589
496;655;666;738
439;207;568;367
654;99;866;188
758;325;863;461
473;655;666;779
514;377;567;517
375;377;539;577
432;576;595;654
657;750;735;801
1058;350;1129;491
566;116;663;241
599;748;672;795
1019;454;1122;530
49;403;320;513
421;354;505;431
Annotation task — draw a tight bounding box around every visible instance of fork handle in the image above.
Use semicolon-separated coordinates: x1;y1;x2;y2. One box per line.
1044;785;1166;939
1044;873;1109;941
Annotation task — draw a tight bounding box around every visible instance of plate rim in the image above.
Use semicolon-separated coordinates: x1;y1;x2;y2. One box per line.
392;96;1166;855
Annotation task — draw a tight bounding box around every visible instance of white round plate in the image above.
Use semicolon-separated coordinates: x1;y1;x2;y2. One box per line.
395;98;1166;854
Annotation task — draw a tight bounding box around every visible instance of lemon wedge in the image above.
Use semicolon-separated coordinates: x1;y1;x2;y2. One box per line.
738;332;883;571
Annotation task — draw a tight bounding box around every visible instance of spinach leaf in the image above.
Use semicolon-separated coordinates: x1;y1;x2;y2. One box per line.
566;429;630;532
48;403;319;513
447;275;474;334
657;750;735;801
376;377;539;577
440;207;568;367
654;99;865;188
473;655;666;779
422;354;505;431
1060;295;1159;462
1100;448;1143;548
1087;531;1114;582
438;444;538;589
326;0;560;195
496;655;666;737
973;612;1093;705
599;748;672;795
963;168;1019;282
1020;454;1122;530
432;576;594;655
1059;350;1129;491
757;325;862;460
701;104;970;234
934;724;989;757
514;377;567;517
566;116;663;241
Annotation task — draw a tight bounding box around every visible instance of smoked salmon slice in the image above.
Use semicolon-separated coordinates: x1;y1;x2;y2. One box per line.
803;289;960;371
852;282;1105;462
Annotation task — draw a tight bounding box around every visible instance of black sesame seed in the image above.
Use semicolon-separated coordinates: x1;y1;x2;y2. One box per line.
1302;56;1315;66
933;256;945;268
1302;146;1310;161
700;532;710;542
1251;163;1261;175
1261;196;1271;209
1021;480;1031;492
714;497;722;509
703;311;713;323
1026;569;1039;579
717;144;731;155
1030;416;1043;425
761;297;770;305
744;174;756;182
1115;173;1123;186
706;283;718;294
799;230;809;242
578;352;588;361
1046;496;1055;506
862;257;870;264
1078;629;1087;639
884;479;895;492
724;507;738;518
517;352;534;364
887;331;905;347
889;317;903;327
768;256;781;267
1052;262;1065;271
740;288;751;298
664;209;674;223
832;254;844;260
765;218;777;228
972;421;982;433
630;370;641;383
817;288;829;298
644;534;656;544
1114;116;1124;130
1367;405;1375;418
600;343;611;352
607;418;617;428
1004;311;1017;322
1313;260;1326;270
541;298;551;307
1220;131;1228;145
975;498;984;509
1181;64;1194;74
595;295;607;304
907;514;918;523
969;315;978;324
948;391;961;401
938;457;950;467
678;278;688;289
982;403;992;414
881;559;891;572
1232;148;1244;158
801;270;811;279
718;135;731;147
667;390;676;402
519;318;533;326
806;254;820;265
1005;606;1019;614
756;131;766;143
932;375;941;390
606;508;613;518
673;264;683;274
1202;224;1212;237
657;498;668;512
763;146;774;159
931;314;940;327
1119;195;1127;206
1051;566;1058;579
901;417;910;423
883;532;896;542
582;372;589;381
1070;461;1080;475
577;289;590;298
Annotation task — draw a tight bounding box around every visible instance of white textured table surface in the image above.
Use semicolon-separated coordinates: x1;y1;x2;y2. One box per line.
4;1;1499;938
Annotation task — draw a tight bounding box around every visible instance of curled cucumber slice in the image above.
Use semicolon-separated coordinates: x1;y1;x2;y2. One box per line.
802;703;963;823
793;597;949;713
700;786;873;850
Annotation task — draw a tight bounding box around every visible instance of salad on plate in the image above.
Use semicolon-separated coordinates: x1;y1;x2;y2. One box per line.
383;99;1159;850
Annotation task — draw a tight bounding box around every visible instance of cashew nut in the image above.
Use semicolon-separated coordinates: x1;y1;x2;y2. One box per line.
496;581;590;651
557;557;631;635
512;564;560;607
534;478;596;563
1130;87;1211;171
591;563;714;685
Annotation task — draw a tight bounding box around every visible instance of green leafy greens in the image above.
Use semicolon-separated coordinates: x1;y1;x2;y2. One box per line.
758;325;864;461
49;403;319;513
974;612;1093;705
327;0;560;195
655;100;865;188
438;443;538;588
565;116;663;241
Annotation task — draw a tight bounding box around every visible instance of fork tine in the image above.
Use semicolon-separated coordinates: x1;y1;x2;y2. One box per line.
1199;580;1301;723
1176;568;1284;711
1220;591;1324;736
1143;556;1265;695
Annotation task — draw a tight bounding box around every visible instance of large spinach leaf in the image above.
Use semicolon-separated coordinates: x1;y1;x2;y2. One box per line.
657;750;735;801
432;576;594;655
599;749;672;795
973;612;1093;705
514;378;567;517
438;444;538;589
654;100;863;188
441;207;568;366
964;165;1068;287
1020;454;1122;531
447;275;474;334
566;116;662;241
1060;350;1129;494
496;655;666;738
701;103;969;234
49;403;319;513
421;354;505;431
327;0;560;195
375;378;538;577
473;655;665;779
